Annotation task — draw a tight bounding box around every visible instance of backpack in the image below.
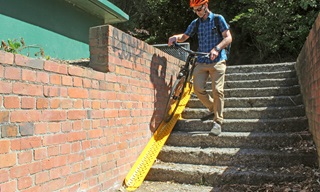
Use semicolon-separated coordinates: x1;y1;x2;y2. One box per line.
190;14;231;56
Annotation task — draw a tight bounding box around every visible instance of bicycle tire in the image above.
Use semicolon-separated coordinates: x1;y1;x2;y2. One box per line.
163;76;187;122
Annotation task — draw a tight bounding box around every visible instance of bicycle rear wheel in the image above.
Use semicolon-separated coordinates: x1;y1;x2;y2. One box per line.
163;76;187;122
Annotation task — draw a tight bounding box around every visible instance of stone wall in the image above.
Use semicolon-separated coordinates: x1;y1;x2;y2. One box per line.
0;25;181;191
295;13;320;165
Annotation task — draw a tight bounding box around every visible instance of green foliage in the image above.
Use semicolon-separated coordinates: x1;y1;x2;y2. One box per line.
109;0;319;64
1;38;50;60
230;0;319;63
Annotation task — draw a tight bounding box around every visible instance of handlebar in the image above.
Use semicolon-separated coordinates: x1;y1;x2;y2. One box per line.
172;42;209;58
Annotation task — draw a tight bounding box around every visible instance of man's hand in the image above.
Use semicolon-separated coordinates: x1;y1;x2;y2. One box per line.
210;49;219;60
168;36;177;46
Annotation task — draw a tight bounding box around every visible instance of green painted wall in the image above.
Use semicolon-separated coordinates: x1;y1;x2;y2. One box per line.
0;0;104;60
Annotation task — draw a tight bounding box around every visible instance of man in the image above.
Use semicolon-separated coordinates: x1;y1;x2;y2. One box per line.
168;0;232;136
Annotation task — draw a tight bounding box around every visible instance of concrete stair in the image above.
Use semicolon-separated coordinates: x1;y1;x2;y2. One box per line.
136;63;318;191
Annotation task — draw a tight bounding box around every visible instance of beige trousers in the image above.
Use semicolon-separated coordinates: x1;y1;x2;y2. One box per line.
193;60;226;124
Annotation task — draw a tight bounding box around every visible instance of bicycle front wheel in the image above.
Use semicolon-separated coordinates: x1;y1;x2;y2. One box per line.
163;76;187;122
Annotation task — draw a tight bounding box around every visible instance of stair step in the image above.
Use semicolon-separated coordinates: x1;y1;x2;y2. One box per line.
226;62;295;74
188;95;303;108
135;181;213;192
226;70;297;81
158;146;317;167
166;131;313;149
194;85;301;98
175;117;308;132
182;105;305;119
146;162;312;186
221;78;298;89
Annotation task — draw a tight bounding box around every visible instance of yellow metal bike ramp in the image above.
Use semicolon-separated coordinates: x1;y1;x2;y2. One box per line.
123;83;193;191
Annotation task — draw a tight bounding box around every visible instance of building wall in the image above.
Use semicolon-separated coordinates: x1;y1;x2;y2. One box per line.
295;13;320;165
0;25;181;191
0;0;103;60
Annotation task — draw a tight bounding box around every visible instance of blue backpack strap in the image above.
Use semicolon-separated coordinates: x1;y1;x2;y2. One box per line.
214;14;231;56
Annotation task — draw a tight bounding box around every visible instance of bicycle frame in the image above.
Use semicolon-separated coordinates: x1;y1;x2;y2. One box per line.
163;42;209;123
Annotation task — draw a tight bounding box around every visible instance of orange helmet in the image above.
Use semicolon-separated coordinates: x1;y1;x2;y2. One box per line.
190;0;208;7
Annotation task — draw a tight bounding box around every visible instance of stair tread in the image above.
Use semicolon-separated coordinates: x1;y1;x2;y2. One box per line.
151;161;313;176
162;145;316;155
224;85;299;90
171;130;312;137
185;105;304;110
180;116;307;122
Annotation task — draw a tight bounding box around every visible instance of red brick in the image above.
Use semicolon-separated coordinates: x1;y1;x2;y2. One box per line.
73;99;83;109
10;162;42;178
4;67;20;80
0;169;9;183
18;150;32;164
34;148;47;160
68;87;89;98
36;71;49;83
0;111;9;123
21;97;36;109
88;129;103;139
42;156;67;170
68;153;84;164
50;98;60;109
0;180;17;192
68;110;87;120
20;185;42;192
36;98;49;109
18;176;32;190
50;74;61;85
1;124;18;137
13;82;42;96
48;122;61;133
62;75;72;86
73;76;83;87
66;172;84;186
49;167;62;180
22;69;36;82
0;81;12;94
0;140;10;154
35;171;49;184
83;78;91;88
60;143;71;155
34;122;48;135
43;134;67;146
68;65;86;77
44;60;67;74
67;131;86;142
41;178;65;191
3;96;20;109
70;163;81;174
71;142;81;152
20;137;42;150
41;110;67;122
43;86;60;97
47;146;59;156
0;50;14;64
0;153;16;168
10;110;41;122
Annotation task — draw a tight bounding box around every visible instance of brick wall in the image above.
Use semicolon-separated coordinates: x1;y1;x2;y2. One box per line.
0;25;181;191
295;13;320;165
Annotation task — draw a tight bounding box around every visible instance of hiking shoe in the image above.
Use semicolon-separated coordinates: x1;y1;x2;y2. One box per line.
209;121;221;136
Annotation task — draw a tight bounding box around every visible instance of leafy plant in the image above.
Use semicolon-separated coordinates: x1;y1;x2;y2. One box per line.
1;38;50;60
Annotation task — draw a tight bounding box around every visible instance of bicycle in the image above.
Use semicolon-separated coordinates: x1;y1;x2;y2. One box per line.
163;42;209;122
